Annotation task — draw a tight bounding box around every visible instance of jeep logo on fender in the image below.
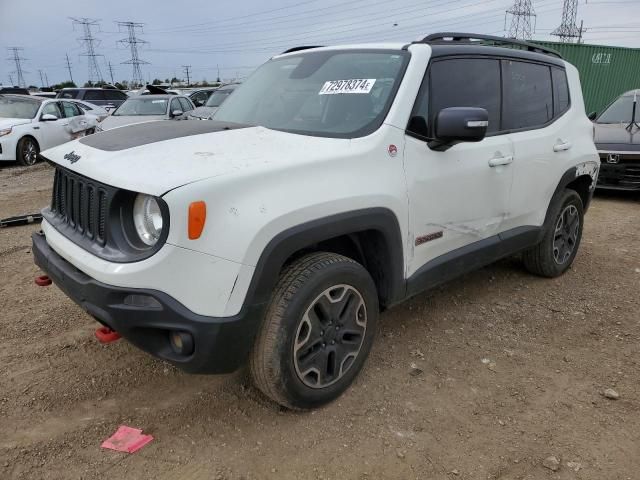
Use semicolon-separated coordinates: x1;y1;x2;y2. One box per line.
64;151;81;164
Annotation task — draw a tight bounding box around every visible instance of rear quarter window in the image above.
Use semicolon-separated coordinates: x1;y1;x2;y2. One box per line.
84;90;106;101
552;67;570;116
104;90;127;101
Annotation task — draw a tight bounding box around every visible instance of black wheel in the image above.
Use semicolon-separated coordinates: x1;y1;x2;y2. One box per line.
523;189;584;277
250;252;379;410
85;128;96;135
16;137;39;166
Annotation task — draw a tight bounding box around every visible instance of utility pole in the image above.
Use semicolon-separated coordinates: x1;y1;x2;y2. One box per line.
116;21;149;88
7;47;27;88
552;0;583;43
44;72;49;88
70;17;104;83
107;61;115;84
217;64;221;83
38;69;45;88
182;65;191;86
505;0;536;40
65;53;74;84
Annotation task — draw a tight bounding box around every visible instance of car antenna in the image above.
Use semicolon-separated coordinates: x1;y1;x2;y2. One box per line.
626;91;640;132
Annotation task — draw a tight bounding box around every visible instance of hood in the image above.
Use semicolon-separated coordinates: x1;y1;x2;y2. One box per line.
40;120;351;196
100;115;166;130
187;106;218;119
594;123;640;151
0;118;32;130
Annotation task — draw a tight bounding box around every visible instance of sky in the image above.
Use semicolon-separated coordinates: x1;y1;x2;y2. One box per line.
1;0;639;87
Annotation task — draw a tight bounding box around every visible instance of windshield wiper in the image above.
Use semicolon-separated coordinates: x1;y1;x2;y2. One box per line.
626;92;640;131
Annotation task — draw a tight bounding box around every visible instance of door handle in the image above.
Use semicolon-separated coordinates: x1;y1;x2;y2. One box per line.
488;155;513;167
62;123;69;126
553;140;572;152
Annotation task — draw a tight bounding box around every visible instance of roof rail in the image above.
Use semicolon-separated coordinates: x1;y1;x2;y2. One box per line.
415;32;563;59
281;45;324;54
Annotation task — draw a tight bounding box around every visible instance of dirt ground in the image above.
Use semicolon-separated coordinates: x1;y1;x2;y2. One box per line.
0;162;638;480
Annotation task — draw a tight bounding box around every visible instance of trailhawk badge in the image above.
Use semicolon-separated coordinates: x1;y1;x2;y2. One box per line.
64;151;81;164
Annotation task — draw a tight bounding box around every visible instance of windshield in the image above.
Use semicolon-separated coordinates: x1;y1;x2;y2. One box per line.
0;96;40;119
213;49;409;137
205;89;235;107
113;98;168;116
597;94;640;124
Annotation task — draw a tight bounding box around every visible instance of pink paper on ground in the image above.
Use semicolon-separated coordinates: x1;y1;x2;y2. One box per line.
101;426;154;453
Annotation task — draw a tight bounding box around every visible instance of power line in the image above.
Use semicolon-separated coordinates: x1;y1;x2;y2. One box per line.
552;0;583;43
117;21;149;88
71;17;104;83
505;0;536;40
65;53;74;84
7;47;27;88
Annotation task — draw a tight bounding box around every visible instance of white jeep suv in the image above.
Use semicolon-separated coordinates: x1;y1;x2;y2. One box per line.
33;34;599;409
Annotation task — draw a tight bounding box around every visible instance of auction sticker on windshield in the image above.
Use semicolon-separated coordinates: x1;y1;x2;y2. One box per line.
319;79;376;95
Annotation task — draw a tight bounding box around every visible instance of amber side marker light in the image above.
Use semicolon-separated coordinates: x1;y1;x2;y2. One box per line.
188;201;206;240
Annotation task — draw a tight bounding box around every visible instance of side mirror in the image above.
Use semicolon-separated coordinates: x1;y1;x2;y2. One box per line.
41;113;58;121
171;109;183;117
431;107;488;150
588;111;597;121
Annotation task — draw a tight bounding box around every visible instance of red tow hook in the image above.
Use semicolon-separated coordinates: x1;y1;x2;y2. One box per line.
35;275;52;286
95;326;122;343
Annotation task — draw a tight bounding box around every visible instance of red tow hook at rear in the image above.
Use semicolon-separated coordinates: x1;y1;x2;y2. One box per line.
35;275;52;286
95;326;122;343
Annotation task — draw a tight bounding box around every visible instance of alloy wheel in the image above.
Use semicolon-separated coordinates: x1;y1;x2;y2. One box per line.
293;285;367;389
553;204;580;265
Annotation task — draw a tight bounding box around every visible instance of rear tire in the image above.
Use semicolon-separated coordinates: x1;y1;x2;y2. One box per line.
523;189;584;277
16;137;39;166
250;252;379;410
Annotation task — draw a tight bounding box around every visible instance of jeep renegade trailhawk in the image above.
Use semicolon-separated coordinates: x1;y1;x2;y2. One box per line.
33;33;599;409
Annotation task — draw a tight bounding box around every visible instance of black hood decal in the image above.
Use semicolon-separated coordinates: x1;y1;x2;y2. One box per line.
79;120;250;152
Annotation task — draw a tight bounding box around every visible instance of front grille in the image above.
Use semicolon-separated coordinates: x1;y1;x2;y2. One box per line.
598;153;640;189
50;167;114;246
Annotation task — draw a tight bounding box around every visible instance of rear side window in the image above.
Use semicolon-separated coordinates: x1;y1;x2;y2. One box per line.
502;60;553;130
61;101;82;117
428;58;501;134
103;90;127;101
84;90;106;101
552;67;570;116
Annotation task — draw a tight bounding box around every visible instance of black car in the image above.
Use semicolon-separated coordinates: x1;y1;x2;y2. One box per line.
593;90;640;191
56;88;128;113
0;86;30;95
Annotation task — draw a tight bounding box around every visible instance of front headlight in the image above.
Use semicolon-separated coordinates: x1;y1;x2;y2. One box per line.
0;127;12;137
132;194;163;246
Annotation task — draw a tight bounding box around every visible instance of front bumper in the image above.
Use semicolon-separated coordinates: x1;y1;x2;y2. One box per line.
32;231;263;374
597;153;640;191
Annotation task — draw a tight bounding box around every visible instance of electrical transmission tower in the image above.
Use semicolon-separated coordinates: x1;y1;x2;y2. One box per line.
71;17;104;83
505;0;536;40
552;0;583;43
183;65;192;86
117;22;149;88
7;47;27;88
65;53;75;84
107;61;116;85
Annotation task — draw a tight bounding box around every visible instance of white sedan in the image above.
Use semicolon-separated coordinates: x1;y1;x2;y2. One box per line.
0;95;98;166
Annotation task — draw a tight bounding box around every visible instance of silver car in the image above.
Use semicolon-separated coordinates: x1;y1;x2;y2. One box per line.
98;95;195;131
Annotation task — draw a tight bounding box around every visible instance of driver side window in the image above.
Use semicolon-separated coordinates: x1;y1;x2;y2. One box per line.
170;98;182;114
408;58;502;138
41;102;62;119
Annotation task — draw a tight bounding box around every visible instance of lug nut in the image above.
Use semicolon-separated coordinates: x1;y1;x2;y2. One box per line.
331;340;335;345
320;330;324;336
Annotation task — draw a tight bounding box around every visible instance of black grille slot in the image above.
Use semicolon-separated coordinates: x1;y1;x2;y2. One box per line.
50;167;114;247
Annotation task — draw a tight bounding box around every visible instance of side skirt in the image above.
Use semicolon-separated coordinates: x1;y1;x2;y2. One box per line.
405;226;542;298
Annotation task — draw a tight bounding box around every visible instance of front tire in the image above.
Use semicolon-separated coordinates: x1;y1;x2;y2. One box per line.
16;137;39;166
523;189;584;277
250;252;379;410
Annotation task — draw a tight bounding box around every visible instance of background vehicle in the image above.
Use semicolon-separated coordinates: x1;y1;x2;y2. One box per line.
186;84;237;119
56;88;128;113
34;34;598;409
0;94;97;166
187;87;219;107
0;86;30;95
592;90;640;190
98;94;195;130
66;99;110;122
